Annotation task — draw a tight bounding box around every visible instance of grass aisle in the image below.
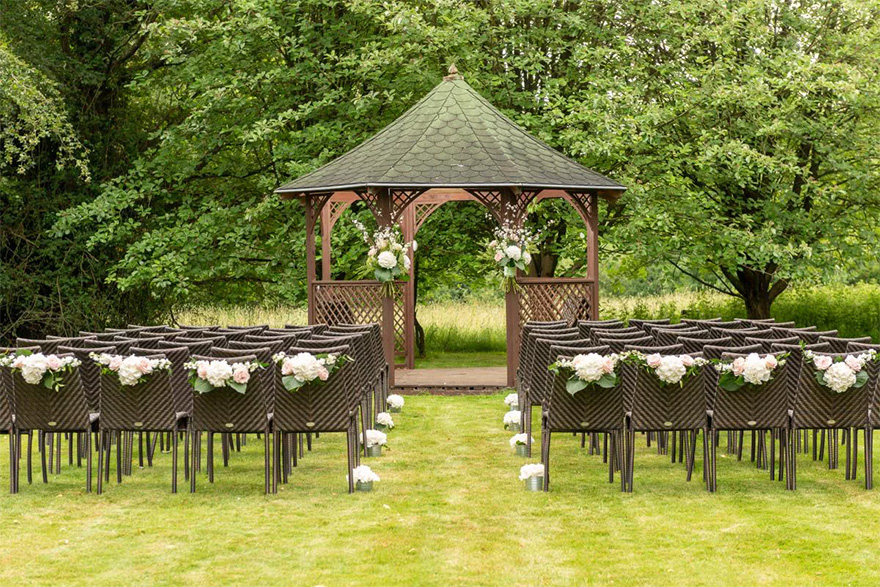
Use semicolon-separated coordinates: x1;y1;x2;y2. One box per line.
2;395;880;586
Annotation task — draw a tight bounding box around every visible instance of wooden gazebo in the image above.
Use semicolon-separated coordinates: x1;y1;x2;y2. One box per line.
276;66;626;386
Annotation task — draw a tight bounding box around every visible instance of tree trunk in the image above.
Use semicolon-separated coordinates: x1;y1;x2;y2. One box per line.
729;265;789;319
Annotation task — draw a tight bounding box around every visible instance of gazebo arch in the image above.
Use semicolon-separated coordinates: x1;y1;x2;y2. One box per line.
276;66;626;386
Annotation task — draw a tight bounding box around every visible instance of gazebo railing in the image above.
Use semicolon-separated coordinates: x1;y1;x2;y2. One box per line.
310;280;409;367
516;277;597;326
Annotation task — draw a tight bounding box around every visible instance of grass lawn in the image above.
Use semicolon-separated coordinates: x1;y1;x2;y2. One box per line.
415;351;506;369
2;394;880;586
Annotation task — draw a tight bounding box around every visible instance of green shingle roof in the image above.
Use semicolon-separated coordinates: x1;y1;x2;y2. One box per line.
275;71;625;195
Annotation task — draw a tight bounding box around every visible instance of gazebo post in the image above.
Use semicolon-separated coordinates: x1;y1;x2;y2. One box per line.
374;188;397;386
401;204;416;370
320;201;332;280
304;194;318;325
587;192;600;319
503;188;521;388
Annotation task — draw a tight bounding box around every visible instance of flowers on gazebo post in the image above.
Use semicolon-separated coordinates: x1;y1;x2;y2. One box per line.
353;220;414;297
488;222;539;293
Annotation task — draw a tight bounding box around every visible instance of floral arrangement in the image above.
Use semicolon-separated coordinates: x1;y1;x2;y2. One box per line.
376;411;395;429
272;351;350;392
503;410;521;430
363;429;388;448
509;433;534;448
503;392;519;409
551;353;621;395
716;353;786;392
519;463;545;480
387;394;405;411
90;353;171;387
488;224;539;292
804;349;877;393
184;359;262;394
0;352;80;392
350;465;380;484
624;351;708;386
353;220;414;296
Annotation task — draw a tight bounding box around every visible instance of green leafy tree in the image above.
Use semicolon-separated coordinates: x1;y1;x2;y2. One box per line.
547;0;880;317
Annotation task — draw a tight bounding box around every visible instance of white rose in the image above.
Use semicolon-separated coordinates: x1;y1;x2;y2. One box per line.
364;429;387;447
402;255;411;270
503;392;519;406
377;251;398;269
411;240;418;252
376;412;394;428
571;353;606;383
823;362;857;393
741;353;772;386
522;251;532;265
655;356;686;385
205;360;233;387
505;245;522;261
387;394;405;409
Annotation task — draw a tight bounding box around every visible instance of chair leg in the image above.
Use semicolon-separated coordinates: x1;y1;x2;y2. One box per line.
190;428;198;493
866;427;873;490
789;428;797;491
40;432;48;484
851;427;859;482
8;429;16;494
524;403;533;458
85;430;92;493
116;431;123;483
171;429;178;494
346;427;355;494
27;431;33;485
184;430;190;482
207;432;214;483
273;431;281;494
541;427;550;492
97;431;104;495
686;430;698;482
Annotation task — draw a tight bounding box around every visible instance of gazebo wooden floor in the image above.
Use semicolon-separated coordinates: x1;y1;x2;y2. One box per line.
393;367;508;395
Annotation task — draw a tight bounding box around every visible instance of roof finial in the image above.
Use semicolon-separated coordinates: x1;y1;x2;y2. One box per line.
444;63;462;81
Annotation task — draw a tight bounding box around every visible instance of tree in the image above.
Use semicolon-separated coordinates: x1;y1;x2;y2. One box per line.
546;0;880;317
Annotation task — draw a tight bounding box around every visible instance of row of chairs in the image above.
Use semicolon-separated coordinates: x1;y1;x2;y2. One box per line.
516;317;879;492
1;322;387;494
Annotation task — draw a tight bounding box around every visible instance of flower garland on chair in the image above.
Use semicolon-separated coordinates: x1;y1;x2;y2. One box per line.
715;353;787;392
0;352;80;392
803;349;878;393
272;352;351;392
550;353;621;395
185;359;262;394
622;351;708;387
90;353;172;386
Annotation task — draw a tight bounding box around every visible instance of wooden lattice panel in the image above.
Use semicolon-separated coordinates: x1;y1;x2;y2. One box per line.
311;281;407;360
517;279;594;326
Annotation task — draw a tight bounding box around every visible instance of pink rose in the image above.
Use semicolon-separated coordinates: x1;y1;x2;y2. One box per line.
646;354;662;368
681;355;695;367
233;368;250;384
281;359;294;376
109;356;123;371
813;355;833;371
732;357;746;376
602;357;615;374
765;355;778;369
12;357;25;369
317;367;329;381
844;356;863;372
46;356;62;370
197;364;208;379
494;251;504;263
136;357;152;374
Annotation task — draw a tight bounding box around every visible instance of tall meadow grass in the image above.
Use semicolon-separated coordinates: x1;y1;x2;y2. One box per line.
177;284;879;353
